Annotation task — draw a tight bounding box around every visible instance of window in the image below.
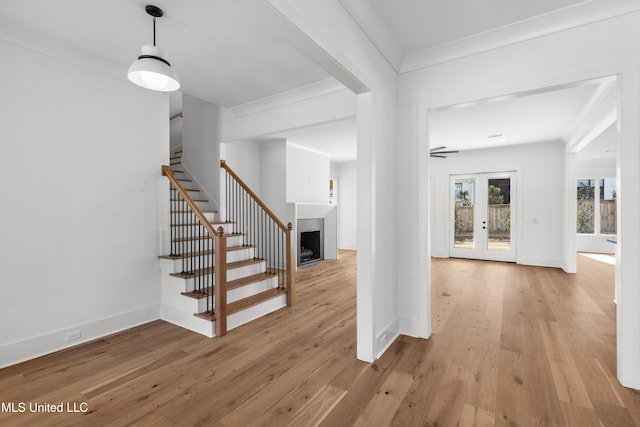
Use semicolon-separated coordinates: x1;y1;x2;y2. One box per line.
577;177;616;235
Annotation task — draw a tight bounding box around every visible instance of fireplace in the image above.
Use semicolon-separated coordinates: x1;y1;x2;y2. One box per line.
297;218;324;267
300;231;321;263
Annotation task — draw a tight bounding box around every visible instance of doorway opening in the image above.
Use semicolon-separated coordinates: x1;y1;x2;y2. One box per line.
450;172;516;262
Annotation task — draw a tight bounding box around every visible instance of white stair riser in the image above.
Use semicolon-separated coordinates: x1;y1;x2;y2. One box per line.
228;276;278;303
170;222;235;234
227;294;287;330
162;276;206;310
172;234;244;247
160;293;286;339
228;261;265;281
161;305;215;338
170;212;216;223
170;228;242;242
176;261;266;290
193;280;280;318
163;272;277;313
166;247;256;272
170;199;213;211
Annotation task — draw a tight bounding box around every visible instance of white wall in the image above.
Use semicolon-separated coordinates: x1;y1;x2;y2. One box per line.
430;142;566;267
286;144;330;204
0;39;167;367
397;11;640;388
260;141;288;220
337;162;357;250
182;94;222;210
220;142;263;195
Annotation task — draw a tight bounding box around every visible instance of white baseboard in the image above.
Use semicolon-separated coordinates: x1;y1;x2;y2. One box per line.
375;317;400;360
0;305;160;369
518;257;564;269
399;315;432;339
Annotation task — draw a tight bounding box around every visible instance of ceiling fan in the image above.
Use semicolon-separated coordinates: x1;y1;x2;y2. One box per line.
430;146;459;158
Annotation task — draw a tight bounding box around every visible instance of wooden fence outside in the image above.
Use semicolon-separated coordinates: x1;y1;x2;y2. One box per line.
456;204;510;233
577;200;616;234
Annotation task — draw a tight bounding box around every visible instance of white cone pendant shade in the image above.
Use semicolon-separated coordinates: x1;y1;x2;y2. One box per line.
127;5;180;92
128;45;180;92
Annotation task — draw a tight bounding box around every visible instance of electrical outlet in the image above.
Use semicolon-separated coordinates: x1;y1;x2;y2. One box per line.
65;330;81;342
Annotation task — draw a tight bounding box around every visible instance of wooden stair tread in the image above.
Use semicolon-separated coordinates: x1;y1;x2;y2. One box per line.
169;257;262;278
182;288;211;299
171;222;226;228
194;311;216;322
171;221;235;227
227;258;263;269
171;209;218;214
227;288;286;315
170;199;209;203
177;178;192;182
227;272;275;290
181;273;273;299
192;288;285;320
158;245;254;260
180;271;272;300
173;233;245;243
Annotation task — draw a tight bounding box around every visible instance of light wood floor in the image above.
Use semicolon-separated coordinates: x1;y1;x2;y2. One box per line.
1;251;639;426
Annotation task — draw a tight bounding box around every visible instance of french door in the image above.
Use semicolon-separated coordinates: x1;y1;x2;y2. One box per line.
449;172;516;262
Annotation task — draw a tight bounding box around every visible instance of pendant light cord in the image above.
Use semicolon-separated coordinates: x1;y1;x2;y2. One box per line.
153;17;156;46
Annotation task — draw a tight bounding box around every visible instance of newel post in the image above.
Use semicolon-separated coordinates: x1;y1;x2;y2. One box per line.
286;222;296;306
214;226;227;336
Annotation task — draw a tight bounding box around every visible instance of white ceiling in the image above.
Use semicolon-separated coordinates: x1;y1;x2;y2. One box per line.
0;0;331;108
1;1;629;161
368;0;585;54
342;0;640;72
429;78;617;155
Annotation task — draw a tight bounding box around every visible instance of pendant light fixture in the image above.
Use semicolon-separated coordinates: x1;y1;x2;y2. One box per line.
127;5;180;92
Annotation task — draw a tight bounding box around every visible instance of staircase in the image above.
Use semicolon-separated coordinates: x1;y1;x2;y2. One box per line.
159;149;292;338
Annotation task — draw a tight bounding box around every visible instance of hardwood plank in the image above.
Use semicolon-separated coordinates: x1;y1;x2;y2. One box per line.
3;251;640;426
459;403;495;427
352;370;414;427
285;385;347;427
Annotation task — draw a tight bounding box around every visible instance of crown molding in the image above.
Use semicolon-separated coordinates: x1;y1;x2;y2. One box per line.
228;78;347;117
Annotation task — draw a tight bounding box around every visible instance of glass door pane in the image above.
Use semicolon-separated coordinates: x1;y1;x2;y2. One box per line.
487;177;511;252
600;178;617;235
577;179;595;234
453;178;475;250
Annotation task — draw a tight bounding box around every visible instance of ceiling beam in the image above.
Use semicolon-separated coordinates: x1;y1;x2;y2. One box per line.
235;0;370;95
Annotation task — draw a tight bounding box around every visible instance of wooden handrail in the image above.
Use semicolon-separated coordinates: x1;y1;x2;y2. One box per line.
220;160;288;232
170;112;183;121
162;165;219;238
